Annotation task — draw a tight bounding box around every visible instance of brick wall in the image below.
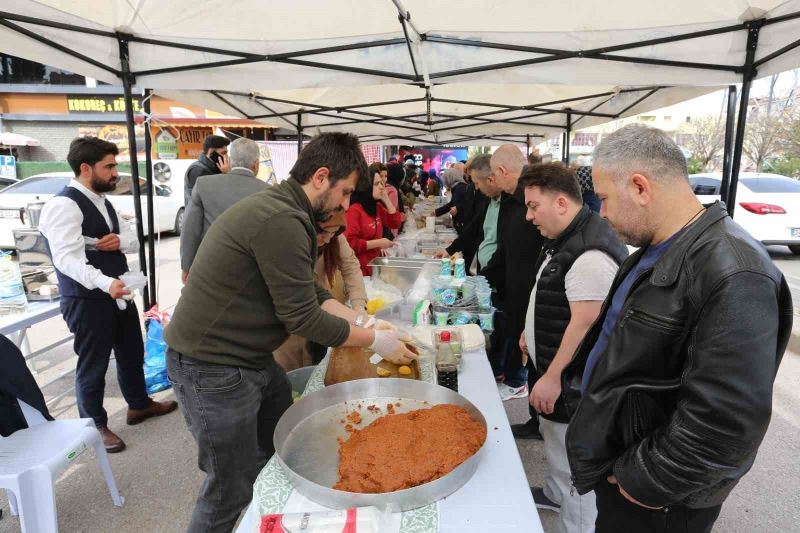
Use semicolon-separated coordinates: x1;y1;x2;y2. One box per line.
4;121;123;161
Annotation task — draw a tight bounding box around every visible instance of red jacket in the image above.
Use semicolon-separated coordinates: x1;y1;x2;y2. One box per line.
345;202;404;275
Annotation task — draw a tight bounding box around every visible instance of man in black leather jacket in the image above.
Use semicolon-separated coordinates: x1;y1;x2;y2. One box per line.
564;124;793;533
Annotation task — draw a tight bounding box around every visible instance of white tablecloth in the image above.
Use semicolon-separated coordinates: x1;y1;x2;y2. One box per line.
0;300;61;336
236;346;542;533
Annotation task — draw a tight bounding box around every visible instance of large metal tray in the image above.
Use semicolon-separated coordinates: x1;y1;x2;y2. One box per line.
273;378;487;512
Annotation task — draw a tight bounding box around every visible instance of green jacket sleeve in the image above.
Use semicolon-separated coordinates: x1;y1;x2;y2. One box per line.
251;213;350;348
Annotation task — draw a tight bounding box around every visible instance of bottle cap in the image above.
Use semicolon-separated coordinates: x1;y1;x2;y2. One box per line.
440;330;451;342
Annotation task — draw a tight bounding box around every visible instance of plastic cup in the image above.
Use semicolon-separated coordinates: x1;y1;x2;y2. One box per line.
478;310;495;331
434;311;449;326
440;258;452;277
454;311;472;326
476;288;492;309
426;216;436;232
442;288;458;305
454;257;466;278
462;282;475;301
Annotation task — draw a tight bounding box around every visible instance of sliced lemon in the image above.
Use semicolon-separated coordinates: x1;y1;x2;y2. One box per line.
376;367;393;377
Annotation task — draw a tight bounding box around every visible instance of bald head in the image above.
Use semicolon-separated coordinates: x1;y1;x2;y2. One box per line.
491;144;527;194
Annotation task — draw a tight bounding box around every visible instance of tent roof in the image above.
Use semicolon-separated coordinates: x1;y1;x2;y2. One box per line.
156;84;721;146
1;1;799;143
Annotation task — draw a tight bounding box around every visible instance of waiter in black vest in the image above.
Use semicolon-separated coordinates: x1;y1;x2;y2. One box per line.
39;137;176;453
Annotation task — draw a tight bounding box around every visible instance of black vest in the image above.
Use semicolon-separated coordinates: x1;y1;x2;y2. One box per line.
533;205;628;422
46;187;129;299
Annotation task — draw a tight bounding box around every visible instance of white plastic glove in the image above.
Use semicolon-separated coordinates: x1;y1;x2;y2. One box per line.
370;330;418;365
371;318;397;332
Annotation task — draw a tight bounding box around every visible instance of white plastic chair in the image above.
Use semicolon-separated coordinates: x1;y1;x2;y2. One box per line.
0;400;125;532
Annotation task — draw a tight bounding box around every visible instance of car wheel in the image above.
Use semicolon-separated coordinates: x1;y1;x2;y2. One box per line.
789;245;800;255
173;208;185;235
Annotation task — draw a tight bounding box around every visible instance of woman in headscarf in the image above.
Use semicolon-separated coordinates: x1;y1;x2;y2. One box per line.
345;168;404;275
435;167;470;233
273;209;368;370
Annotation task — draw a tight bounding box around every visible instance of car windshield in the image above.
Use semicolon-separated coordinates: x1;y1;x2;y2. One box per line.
741;177;800;193
0;175;71;195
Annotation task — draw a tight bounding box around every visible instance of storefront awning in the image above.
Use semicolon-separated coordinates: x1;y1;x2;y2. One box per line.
0;132;41;147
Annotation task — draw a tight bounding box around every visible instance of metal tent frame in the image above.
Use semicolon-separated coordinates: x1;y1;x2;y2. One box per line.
2;6;800;304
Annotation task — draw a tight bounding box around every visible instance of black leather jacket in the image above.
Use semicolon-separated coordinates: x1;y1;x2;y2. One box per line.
563;202;793;509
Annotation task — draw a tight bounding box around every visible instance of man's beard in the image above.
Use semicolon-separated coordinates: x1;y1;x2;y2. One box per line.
91;171;117;193
312;189;333;223
612;197;652;248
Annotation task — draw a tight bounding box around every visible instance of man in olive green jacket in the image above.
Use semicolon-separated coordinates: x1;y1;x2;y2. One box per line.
165;133;416;533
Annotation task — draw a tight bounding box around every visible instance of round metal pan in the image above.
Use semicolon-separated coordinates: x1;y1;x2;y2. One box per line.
273;378;487;512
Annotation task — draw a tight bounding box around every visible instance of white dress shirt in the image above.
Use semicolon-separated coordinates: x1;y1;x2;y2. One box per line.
39;180;138;294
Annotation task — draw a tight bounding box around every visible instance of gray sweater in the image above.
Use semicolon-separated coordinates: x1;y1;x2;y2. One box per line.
165;178;350;369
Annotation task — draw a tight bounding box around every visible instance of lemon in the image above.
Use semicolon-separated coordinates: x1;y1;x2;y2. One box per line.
376;367;392;377
398;365;412;376
367;298;385;315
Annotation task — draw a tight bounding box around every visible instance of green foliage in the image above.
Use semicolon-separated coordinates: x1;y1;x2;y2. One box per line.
764;155;800;178
15;161;71;179
14;161;147;180
686;157;705;175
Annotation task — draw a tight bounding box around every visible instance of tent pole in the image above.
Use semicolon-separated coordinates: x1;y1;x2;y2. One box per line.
117;34;150;310
297;112;303;155
720;85;738;203
728;21;762;218
143;89;157;306
564;109;572;165
526;134;531;156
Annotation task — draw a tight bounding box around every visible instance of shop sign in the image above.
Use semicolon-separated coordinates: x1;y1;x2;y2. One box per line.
67;95;143;114
0;155;15;179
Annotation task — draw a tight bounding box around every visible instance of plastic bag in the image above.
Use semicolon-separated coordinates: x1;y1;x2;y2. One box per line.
116;271;149;310
143;307;171;395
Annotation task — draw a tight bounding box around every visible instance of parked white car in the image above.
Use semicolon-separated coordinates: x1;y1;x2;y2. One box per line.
689;172;800;255
0;162;188;249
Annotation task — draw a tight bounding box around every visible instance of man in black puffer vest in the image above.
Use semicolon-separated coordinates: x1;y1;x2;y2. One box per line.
519;163;628;532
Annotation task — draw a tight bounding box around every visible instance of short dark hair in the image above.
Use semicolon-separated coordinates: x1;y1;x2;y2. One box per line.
289;132;368;189
369;161;387;176
67;137;119;176
202;134;230;152
519;162;582;203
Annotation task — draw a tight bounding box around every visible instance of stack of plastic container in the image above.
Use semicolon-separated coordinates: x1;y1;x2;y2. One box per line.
0;253;28;316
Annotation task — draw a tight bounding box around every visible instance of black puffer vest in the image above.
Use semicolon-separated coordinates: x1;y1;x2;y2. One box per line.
532;205;628;422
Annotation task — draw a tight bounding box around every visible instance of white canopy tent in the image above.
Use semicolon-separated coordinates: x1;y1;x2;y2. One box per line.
2;1;800;89
156;84;721;147
3;0;800;305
